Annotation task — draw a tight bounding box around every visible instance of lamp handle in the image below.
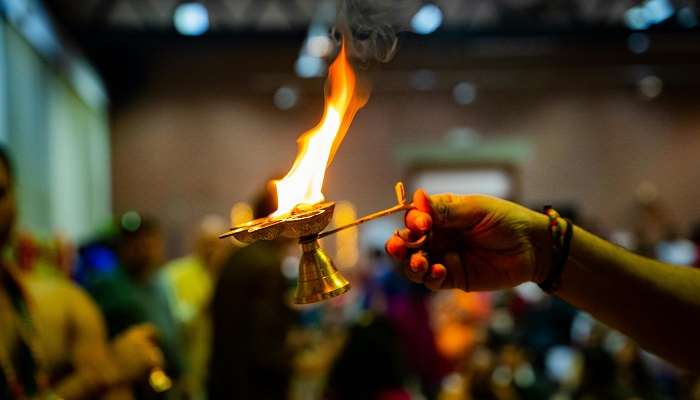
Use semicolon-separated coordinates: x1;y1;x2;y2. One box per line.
316;182;412;239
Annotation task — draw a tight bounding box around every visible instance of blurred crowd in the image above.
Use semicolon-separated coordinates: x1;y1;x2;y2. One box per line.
3;145;700;400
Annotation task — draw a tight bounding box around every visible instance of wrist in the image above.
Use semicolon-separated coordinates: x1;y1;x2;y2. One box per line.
529;211;553;285
532;207;574;293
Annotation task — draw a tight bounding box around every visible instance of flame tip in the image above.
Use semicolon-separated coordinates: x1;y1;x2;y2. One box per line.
273;39;366;216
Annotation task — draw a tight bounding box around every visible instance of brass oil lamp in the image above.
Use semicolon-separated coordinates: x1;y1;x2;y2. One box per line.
219;182;419;304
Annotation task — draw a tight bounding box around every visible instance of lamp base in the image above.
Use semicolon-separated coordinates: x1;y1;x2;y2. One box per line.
294;238;351;304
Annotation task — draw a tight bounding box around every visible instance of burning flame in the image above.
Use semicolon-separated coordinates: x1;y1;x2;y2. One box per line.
272;43;368;216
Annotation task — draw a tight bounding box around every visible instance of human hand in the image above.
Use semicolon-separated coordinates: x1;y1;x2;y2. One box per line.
111;324;165;384
385;190;551;292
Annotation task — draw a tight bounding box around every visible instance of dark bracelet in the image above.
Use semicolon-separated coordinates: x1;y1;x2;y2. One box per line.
538;211;574;294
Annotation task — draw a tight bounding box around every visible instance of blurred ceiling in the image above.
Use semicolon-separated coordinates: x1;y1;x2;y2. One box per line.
40;0;700;107
44;0;698;33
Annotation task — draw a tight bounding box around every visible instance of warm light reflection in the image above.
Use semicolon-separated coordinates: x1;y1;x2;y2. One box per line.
272;43;367;216
334;201;358;268
230;202;253;226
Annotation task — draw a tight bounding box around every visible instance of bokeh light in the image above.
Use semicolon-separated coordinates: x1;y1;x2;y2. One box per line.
677;7;699;28
638;75;663;99
120;210;142;232
452;81;477;105
306;34;333;58
624;0;674;30
173;2;209;36
273;86;299;110
411;3;443;35
627;32;650;54
281;255;300;279
295;54;325;78
334;201;358;269
410;69;437;91
230;202;253;226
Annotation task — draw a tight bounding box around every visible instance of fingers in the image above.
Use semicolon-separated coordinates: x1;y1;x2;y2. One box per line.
385;188;474;292
385;234;431;285
385;234;464;292
403;251;448;291
411;189;492;231
405;190;485;233
384;188;488;292
386;215;446;290
386;229;429;261
404;189;433;234
385;234;407;260
424;264;447;291
406;209;432;233
413;189;433;214
405;251;429;283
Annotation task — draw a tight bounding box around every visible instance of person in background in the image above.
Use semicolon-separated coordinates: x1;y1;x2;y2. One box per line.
12;231;77;280
0;146;163;399
326;313;411;400
87;216;184;398
385;189;700;372
208;183;296;399
691;221;700;268
160;214;230;400
326;248;447;400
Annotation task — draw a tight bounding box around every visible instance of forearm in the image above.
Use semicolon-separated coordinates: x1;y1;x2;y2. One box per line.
550;223;700;370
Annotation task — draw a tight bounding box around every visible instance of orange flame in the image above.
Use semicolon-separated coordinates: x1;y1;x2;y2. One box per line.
272;43;368;216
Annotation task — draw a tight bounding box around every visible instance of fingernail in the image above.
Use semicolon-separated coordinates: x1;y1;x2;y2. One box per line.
397;228;412;241
385;237;406;259
410;255;428;272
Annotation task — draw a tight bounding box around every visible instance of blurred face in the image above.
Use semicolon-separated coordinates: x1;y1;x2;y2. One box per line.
195;234;230;275
0;162;16;250
121;230;165;279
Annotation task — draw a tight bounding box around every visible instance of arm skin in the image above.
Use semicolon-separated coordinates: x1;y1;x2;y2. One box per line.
546;220;700;371
386;190;700;372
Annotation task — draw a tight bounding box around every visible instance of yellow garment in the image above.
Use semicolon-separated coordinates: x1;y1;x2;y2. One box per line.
160;256;213;400
161;256;212;324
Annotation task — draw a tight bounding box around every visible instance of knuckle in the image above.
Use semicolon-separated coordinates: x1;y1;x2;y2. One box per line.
404;269;424;284
432;195;454;224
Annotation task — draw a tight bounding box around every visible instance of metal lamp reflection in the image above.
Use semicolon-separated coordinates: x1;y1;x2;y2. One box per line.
295;238;350;304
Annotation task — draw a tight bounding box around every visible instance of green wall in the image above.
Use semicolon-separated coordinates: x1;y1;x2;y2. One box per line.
1;20;111;242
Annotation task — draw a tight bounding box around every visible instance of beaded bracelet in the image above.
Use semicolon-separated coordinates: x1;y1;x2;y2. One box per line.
538;206;573;293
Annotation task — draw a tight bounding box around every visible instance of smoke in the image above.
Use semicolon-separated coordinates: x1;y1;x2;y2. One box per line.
336;0;419;64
